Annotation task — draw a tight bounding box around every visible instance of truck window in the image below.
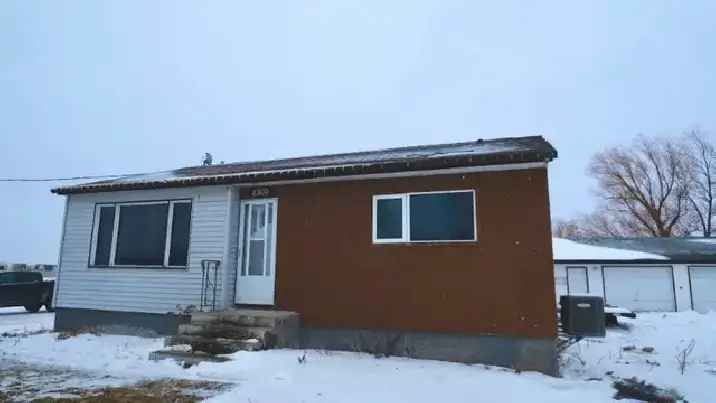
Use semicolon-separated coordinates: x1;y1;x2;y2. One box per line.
15;272;41;283
0;272;15;284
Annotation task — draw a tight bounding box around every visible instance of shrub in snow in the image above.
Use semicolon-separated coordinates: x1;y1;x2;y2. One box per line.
612;377;683;402
675;339;696;376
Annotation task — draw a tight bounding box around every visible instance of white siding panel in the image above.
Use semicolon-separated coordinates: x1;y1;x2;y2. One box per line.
223;188;241;307
55;186;234;314
553;265;567;301
566;266;588;294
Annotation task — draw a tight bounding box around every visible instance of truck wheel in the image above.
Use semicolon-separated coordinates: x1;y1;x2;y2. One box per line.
44;300;54;313
24;304;42;313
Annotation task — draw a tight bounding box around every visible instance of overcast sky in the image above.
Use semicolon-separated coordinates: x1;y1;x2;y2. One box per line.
2;1;716;263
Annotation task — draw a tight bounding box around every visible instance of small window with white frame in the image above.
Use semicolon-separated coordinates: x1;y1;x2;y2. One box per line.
89;200;192;268
372;190;476;243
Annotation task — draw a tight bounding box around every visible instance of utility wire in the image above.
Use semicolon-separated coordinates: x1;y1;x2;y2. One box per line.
0;170;171;182
0;175;123;182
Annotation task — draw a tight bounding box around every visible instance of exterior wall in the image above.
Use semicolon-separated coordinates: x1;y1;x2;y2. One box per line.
254;168;556;339
554;263;696;312
54;185;233;315
553;264;604;300
222;187;241;307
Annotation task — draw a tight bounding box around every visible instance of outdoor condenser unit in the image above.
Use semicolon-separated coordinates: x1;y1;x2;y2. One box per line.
560;295;605;337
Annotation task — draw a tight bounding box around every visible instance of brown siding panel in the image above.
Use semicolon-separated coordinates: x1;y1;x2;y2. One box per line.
265;168;556;339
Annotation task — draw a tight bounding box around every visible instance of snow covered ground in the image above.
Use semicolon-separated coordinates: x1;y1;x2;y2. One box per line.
0;306;53;335
562;311;716;402
1;307;714;402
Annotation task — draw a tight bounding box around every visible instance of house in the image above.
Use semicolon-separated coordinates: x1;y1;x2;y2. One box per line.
51;136;559;374
554;237;716;313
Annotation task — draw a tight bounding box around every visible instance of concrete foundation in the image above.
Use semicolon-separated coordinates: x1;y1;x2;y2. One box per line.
300;327;558;376
54;307;557;375
54;307;190;336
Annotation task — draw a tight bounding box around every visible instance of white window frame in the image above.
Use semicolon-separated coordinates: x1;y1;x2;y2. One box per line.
372;190;477;244
89;199;192;268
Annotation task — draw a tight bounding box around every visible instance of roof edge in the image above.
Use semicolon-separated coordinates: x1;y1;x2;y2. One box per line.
52;159;550;195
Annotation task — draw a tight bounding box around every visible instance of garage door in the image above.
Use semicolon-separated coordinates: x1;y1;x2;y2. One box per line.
689;267;716;313
603;266;675;312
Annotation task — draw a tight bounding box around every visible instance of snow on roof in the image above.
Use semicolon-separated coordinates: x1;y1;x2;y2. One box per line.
553;238;667;261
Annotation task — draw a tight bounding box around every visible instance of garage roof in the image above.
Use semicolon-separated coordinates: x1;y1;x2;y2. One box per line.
554;237;716;264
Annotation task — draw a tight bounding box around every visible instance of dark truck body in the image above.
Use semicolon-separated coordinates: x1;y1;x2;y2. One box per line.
0;272;54;312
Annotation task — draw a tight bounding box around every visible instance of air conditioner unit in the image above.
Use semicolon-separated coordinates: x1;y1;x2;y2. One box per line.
560;295;605;337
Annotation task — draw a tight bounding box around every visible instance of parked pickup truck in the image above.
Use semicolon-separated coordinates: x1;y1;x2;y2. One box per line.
0;272;54;312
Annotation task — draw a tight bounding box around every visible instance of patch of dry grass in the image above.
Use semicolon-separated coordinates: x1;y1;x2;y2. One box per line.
4;379;228;403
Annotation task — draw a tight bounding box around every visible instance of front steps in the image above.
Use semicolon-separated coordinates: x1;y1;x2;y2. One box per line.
168;309;300;355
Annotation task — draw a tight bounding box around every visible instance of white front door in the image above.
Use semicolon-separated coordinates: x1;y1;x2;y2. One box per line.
235;198;278;305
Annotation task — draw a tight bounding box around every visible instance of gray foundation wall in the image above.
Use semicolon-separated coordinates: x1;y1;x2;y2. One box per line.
300;327;558;376
54;307;190;336
54;307;557;375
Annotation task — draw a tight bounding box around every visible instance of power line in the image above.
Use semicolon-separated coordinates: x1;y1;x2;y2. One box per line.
0;175;124;182
0;170;171;182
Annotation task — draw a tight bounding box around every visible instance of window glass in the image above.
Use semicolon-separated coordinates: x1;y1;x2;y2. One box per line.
15;272;40;283
409;192;475;241
248;240;266;275
94;206;115;266
376;198;403;239
0;273;13;284
241;204;250;275
115;203;169;265
168;203;191;266
265;203;273;276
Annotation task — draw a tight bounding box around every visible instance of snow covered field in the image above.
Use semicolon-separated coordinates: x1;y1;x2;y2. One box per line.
562;311;716;402
0;306;53;335
0;307;714;402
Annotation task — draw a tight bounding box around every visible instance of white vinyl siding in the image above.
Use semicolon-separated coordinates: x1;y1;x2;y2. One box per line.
223;187;241;308
55;186;236;314
566;266;589;295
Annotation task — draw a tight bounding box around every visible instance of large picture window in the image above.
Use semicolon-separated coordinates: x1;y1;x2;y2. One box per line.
89;200;192;267
372;190;476;243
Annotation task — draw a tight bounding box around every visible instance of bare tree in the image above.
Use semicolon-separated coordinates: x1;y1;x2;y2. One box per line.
588;135;691;237
552;218;583;239
683;130;716;237
553;210;638;239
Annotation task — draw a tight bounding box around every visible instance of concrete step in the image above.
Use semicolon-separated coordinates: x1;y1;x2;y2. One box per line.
170;335;263;354
218;309;300;327
190;311;293;327
178;323;273;340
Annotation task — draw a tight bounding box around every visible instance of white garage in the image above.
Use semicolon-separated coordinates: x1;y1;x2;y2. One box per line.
689;267;716;313
602;266;675;312
553;237;716;313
